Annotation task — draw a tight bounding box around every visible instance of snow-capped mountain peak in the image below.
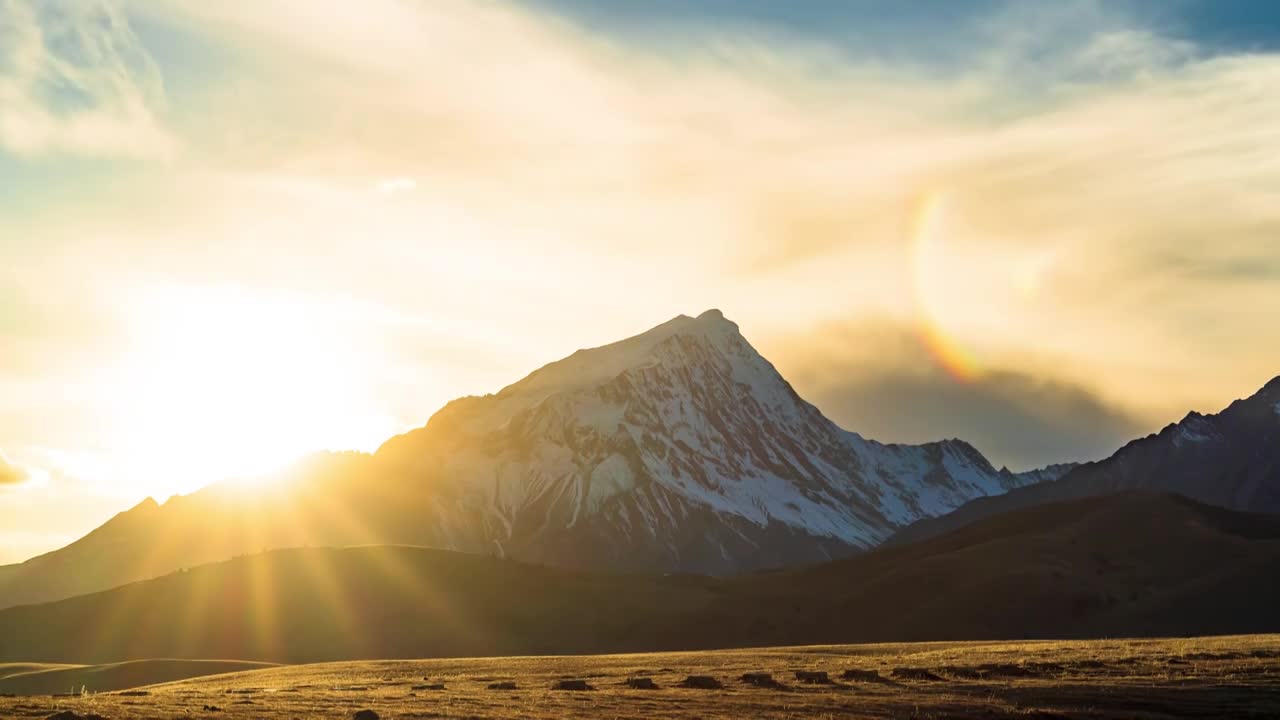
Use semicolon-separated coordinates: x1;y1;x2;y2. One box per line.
375;310;1056;573
0;309;1080;609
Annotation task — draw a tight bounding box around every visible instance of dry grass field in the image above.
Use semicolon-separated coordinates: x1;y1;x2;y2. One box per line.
0;660;278;696
3;635;1279;719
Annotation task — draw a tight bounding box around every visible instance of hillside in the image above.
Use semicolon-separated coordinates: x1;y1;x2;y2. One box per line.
0;310;1061;609
3;491;1280;665
889;376;1280;546
0;659;277;695
750;491;1280;644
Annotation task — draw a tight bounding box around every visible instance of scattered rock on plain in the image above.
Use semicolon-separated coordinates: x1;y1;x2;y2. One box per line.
890;667;944;681
552;679;593;691
678;675;723;690
487;681;518;690
741;672;785;688
840;668;885;682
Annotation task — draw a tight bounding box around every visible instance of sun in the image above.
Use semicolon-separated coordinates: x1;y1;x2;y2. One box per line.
104;287;398;499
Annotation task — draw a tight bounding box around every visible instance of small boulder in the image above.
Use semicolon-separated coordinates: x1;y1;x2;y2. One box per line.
740;672;783;689
794;670;832;685
840;668;885;683
890;667;944;682
487;681;518;690
202;705;223;712
352;710;379;720
552;679;593;691
678;675;723;690
626;677;659;689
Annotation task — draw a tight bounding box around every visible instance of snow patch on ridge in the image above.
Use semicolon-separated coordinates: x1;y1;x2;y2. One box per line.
390;310;1037;570
1172;414;1220;448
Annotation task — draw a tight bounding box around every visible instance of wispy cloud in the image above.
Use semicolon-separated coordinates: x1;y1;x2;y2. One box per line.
771;319;1151;470
121;0;1279;411
0;0;1277;558
0;0;172;157
375;177;416;194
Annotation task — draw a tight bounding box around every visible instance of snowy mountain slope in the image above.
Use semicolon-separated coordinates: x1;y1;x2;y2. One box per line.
373;309;1062;572
0;310;1069;607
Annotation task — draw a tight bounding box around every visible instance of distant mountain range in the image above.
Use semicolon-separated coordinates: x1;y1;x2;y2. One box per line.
4;491;1278;665
889;376;1280;546
0;310;1063;609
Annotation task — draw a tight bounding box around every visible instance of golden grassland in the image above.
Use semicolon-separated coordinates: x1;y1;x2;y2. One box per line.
3;635;1278;719
0;660;278;696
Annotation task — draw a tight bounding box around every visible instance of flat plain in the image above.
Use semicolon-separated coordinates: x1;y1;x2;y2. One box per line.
4;635;1279;719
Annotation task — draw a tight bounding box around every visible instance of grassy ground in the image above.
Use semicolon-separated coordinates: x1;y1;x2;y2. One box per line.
0;660;277;696
3;635;1278;719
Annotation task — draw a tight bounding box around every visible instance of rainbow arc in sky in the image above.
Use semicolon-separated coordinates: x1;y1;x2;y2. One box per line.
911;191;983;384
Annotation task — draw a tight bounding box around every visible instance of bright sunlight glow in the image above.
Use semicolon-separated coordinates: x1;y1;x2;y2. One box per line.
101;287;400;500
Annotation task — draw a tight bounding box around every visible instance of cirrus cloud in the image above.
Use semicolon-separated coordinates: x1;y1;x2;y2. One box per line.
0;0;172;157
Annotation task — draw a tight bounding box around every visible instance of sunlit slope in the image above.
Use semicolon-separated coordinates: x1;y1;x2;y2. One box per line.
0;452;384;610
0;663;81;681
0;659;277;695
3;492;1280;666
0;546;724;664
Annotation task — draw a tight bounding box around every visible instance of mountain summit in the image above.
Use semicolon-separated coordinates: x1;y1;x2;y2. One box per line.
375;309;1050;571
0;311;1062;607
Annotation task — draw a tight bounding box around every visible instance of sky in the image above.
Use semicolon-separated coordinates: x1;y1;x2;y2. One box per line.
1;0;1278;564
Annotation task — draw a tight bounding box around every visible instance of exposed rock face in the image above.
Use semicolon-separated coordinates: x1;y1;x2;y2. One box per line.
373;309;1052;573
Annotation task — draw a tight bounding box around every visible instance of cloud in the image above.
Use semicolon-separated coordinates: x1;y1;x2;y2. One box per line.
1;0;1277;492
131;0;1280;347
375;177;416;194
0;0;172;157
768;321;1153;470
0;450;30;486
